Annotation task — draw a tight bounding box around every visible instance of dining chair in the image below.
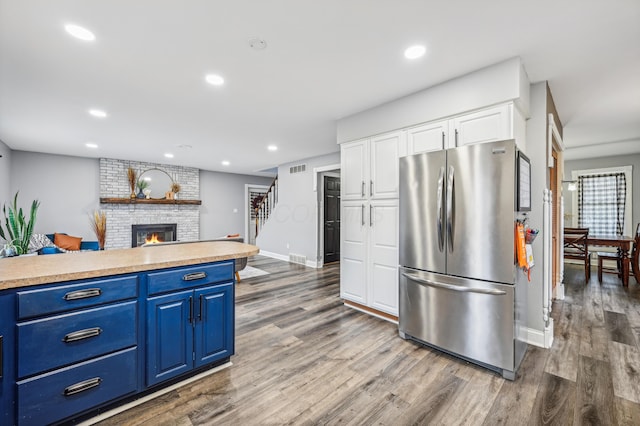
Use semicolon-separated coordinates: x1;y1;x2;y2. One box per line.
564;227;591;282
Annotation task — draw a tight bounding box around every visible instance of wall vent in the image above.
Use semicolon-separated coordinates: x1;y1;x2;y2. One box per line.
289;164;306;174
289;253;307;265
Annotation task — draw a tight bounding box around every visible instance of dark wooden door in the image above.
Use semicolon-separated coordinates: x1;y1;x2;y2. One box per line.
324;176;340;264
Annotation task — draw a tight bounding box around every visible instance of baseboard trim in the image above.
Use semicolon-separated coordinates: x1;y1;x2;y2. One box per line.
343;300;398;324
79;362;232;425
258;250;320;268
258;250;289;262
524;321;554;349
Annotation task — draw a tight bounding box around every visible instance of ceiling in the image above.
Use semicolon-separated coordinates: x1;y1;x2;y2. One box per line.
1;1;639;175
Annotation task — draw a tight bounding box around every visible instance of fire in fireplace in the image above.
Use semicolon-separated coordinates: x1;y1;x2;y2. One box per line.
131;223;177;247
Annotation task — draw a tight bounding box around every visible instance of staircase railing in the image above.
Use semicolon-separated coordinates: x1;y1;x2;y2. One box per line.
255;176;278;237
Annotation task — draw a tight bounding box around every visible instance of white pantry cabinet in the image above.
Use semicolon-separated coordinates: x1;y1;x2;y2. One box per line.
340;130;402;317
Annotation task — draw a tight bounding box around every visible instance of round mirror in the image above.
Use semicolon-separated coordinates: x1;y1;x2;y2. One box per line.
138;168;175;199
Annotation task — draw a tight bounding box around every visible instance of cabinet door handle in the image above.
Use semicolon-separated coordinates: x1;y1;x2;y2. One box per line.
370;180;373;197
183;272;207;281
63;288;101;301
0;335;3;378
361;204;365;226
63;377;102;396
63;327;102;343
455;128;459;145
188;296;194;323
441;131;445;147
370;204;373;226
199;294;204;321
361;181;365;197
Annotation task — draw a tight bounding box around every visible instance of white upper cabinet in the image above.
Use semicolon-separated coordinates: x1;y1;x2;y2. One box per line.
406;103;519;155
449;103;512;148
341;130;404;201
341;139;368;200
407;119;448;155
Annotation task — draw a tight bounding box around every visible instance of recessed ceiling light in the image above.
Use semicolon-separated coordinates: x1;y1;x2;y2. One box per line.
205;74;225;86
65;24;96;42
404;45;426;60
221;160;230;166
85;143;98;149
88;109;107;118
267;145;278;151
164;153;174;158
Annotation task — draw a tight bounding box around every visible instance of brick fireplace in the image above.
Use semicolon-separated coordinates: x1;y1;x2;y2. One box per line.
99;158;200;249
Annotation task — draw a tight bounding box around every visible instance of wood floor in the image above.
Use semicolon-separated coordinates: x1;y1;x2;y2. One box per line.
95;258;640;426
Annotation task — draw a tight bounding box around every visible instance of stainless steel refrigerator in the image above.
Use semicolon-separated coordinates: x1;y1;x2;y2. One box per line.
398;139;527;380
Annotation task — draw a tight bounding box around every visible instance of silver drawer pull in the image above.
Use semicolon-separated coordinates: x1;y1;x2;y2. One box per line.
62;327;102;343
402;273;506;295
63;377;102;396
183;272;207;281
63;288;102;301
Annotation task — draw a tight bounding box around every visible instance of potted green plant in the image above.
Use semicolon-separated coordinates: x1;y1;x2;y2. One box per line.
0;192;40;255
136;179;149;199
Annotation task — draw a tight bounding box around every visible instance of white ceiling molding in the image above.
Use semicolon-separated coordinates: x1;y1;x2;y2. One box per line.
564;139;640;161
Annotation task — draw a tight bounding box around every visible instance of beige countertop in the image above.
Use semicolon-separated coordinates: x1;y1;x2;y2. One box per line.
0;241;259;290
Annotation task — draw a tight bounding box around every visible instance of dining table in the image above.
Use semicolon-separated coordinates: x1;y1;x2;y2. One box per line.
586;234;635;287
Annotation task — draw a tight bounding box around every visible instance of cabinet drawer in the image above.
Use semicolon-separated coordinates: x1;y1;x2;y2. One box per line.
18;301;137;378
17;275;138;319
147;261;234;295
17;347;137;426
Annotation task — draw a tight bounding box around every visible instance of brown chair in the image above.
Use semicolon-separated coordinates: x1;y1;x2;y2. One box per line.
564;227;591;282
596;250;622;283
597;223;640;284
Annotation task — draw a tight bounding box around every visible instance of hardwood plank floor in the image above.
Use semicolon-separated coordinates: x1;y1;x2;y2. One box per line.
95;259;640;426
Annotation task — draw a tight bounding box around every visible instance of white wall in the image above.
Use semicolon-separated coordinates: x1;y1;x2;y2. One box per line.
10;151;100;240
337;57;530;143
564;153;640;229
199;170;272;240
7;150;273;244
0;140;11;212
256;152;341;264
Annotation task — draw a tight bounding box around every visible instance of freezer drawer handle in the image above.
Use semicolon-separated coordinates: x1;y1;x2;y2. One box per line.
63;327;102;343
63;377;102;396
401;273;506;295
63;288;102;301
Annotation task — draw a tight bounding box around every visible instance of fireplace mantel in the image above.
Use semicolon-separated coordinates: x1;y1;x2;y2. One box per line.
100;197;202;205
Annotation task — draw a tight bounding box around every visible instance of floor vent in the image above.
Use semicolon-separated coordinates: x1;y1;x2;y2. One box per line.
289;253;307;265
289;164;306;174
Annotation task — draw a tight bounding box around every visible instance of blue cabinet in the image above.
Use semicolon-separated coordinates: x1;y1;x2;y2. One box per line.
147;282;234;386
2;259;235;425
0;293;16;426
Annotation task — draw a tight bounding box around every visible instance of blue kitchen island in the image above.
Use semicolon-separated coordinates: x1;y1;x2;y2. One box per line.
0;241;259;425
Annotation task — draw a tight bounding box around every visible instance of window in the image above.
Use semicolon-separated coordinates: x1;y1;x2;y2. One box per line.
572;166;632;236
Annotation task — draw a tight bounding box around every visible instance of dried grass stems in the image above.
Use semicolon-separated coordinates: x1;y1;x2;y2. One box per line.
127;167;137;196
90;210;107;249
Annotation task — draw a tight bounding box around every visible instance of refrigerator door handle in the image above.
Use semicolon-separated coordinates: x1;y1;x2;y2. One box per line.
436;166;445;252
446;165;455;252
401;273;507;295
